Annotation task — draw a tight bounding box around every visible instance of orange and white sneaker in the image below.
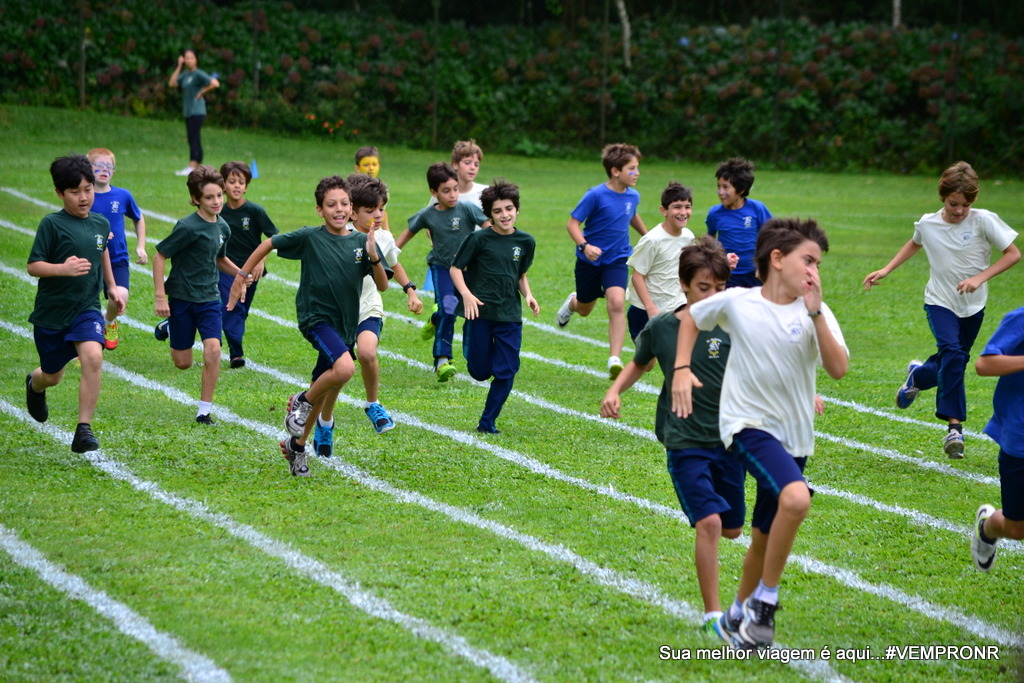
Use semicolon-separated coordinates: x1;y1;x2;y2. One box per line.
104;321;119;350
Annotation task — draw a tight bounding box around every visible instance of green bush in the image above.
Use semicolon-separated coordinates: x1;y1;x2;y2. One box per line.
2;2;1022;172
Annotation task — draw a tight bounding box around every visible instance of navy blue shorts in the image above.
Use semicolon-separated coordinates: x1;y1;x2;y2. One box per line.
307;321;354;383
727;271;761;288
999;450;1024;522
34;310;105;374
575;257;628;304
627;305;650;342
356;316;383;340
168;298;223;350
730;428;809;534
667;446;746;529
103;260;131;298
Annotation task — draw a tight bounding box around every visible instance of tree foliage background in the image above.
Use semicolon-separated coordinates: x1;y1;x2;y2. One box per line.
2;0;1022;173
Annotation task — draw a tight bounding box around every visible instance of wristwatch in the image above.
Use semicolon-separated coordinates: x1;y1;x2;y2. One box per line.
402;282;417;292
578;241;588;251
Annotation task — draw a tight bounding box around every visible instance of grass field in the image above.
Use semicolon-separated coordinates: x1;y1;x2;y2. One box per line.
0;105;1022;682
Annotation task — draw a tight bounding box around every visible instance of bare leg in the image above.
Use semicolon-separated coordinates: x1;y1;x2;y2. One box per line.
200;337;221;403
356;329;380;404
75;341;104;424
605;286;626;358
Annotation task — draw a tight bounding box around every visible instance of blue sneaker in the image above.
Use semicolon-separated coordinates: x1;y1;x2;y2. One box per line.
365;402;395;434
313;421;334;457
154;318;170;341
712;609;747;648
895;360;923;409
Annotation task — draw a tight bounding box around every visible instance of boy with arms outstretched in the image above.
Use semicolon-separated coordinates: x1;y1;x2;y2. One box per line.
87;147;147;351
218;160;279;368
451;179;539;434
863;161;1019;458
153;165;241;425
26;155;123;452
970;306;1024;571
397;162;488;382
672;218;849;649
556;143;648;379
706;157;772;288
602;235;743;632
228;176;389;476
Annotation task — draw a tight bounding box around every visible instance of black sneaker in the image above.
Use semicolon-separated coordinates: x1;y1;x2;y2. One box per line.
154;318;170;341
25;374;48;423
195;414;216;426
229;357;246;369
738;597;778;649
71;423;99;453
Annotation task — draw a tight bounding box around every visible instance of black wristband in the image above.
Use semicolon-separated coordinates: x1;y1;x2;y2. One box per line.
808;310;822;318
369;257;381;266
578;241;588;251
402;282;417;292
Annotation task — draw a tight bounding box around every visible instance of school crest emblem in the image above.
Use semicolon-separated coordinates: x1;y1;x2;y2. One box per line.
242;217;252;230
111;201;121;213
94;235;105;250
512;246;522;261
451;217;462;230
707;337;723;358
354;247;364;262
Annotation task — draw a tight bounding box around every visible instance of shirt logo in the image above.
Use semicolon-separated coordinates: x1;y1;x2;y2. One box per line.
111;200;121;214
94;322;104;336
512;246;522;261
706;337;723;358
242;217;251;230
744;216;753;228
960;231;973;245
94;235;105;250
625;202;634;215
451;217;462;230
788;320;804;344
354;247;364;262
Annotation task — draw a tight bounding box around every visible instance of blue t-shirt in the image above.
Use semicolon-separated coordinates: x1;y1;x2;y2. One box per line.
706;198;772;276
981;307;1024;458
92;186;142;265
570;183;639;266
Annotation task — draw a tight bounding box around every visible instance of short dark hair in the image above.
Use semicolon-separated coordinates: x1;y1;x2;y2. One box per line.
50;155;94;193
661;181;693;208
186;165;224;204
354;145;379;165
480;178;520;216
679;234;731;285
346;173;389;210
601;143;641;177
938;161;979;202
427;162;458;191
715;157;756;198
754;217;829;282
219;161;252;185
314;175;348;207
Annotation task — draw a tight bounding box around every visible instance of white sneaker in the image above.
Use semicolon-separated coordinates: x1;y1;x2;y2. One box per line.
175;166;193;176
607;356;624;380
556;292;576;328
971;504;998;571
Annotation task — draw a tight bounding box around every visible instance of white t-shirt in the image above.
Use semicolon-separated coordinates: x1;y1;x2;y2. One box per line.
690;287;848;456
346;225;401;322
625;223;695;313
913;208;1017;317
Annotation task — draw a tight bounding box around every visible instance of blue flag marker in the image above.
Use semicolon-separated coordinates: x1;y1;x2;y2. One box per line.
250;159;259;179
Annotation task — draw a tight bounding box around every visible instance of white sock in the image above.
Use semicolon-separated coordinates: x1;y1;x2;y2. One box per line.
752;580;779;605
318;415;334;428
703;610;723;623
729;599;743;620
197;401;212;417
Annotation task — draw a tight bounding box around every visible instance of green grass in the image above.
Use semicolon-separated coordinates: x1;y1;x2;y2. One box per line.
0;105;1022;682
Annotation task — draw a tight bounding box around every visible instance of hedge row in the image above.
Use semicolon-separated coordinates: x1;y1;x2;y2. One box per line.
3;2;1022;172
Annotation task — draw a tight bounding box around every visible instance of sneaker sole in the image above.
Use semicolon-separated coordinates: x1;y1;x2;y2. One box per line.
437;367;456;383
608;364;623;381
375;422;396;434
420;324;436;341
944;438;965;459
895;361;923;409
971;504;997;572
280;440;311;476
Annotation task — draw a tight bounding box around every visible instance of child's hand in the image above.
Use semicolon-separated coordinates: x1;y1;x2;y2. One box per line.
581;243;603;262
365;228;379;260
177;55;184;67
110;289;126;316
251;261;266;282
727;252;739;270
225;278;247;310
814;394;825;415
154;295;170;318
670;368;703;418
463;294;484;320
407;293;424;315
63;256;92;277
135;246;148;265
526;295;540;317
804;267;823;313
600;391;621;419
861;269;887;290
957;275;984;294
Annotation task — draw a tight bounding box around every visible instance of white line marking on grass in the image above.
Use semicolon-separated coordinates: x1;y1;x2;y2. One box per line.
1;187;178;230
0;524;232;683
0;401;535;683
1;298;1017;655
820;394;987;439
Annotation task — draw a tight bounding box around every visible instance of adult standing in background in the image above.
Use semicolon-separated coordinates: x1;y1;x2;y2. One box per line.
169;49;219;176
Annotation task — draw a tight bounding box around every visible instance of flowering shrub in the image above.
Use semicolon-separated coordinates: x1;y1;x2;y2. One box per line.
1;1;1021;172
